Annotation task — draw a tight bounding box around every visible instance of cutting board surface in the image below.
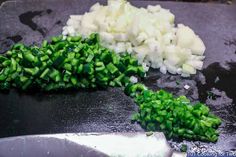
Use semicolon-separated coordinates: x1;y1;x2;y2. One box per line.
0;0;236;153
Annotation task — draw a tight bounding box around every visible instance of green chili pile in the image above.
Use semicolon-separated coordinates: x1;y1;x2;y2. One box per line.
0;34;144;91
125;83;221;142
0;33;221;142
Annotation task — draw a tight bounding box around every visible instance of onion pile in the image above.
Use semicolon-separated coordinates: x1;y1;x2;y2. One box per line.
62;0;206;77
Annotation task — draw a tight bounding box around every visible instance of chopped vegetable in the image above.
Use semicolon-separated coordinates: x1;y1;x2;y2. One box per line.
125;83;221;142
0;33;144;91
180;144;188;152
63;0;206;76
184;84;190;90
146;132;153;136
0;33;221;143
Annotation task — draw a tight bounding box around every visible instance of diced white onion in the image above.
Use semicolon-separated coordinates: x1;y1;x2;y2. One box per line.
130;76;138;83
62;0;206;77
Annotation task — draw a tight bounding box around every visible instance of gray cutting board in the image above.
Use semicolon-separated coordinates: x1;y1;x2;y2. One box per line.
0;0;236;154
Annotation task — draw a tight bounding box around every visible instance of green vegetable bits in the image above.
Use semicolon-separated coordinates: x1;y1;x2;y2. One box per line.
0;32;222;143
125;83;221;142
0;33;145;91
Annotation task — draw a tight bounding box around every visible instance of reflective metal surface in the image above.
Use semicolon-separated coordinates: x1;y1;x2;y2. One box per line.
0;132;186;157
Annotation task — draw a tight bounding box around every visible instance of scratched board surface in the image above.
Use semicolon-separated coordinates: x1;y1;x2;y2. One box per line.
0;0;236;154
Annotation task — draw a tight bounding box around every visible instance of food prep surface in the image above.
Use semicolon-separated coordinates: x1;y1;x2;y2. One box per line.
0;0;236;154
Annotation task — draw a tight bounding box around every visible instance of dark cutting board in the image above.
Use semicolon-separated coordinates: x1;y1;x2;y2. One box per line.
0;0;236;154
